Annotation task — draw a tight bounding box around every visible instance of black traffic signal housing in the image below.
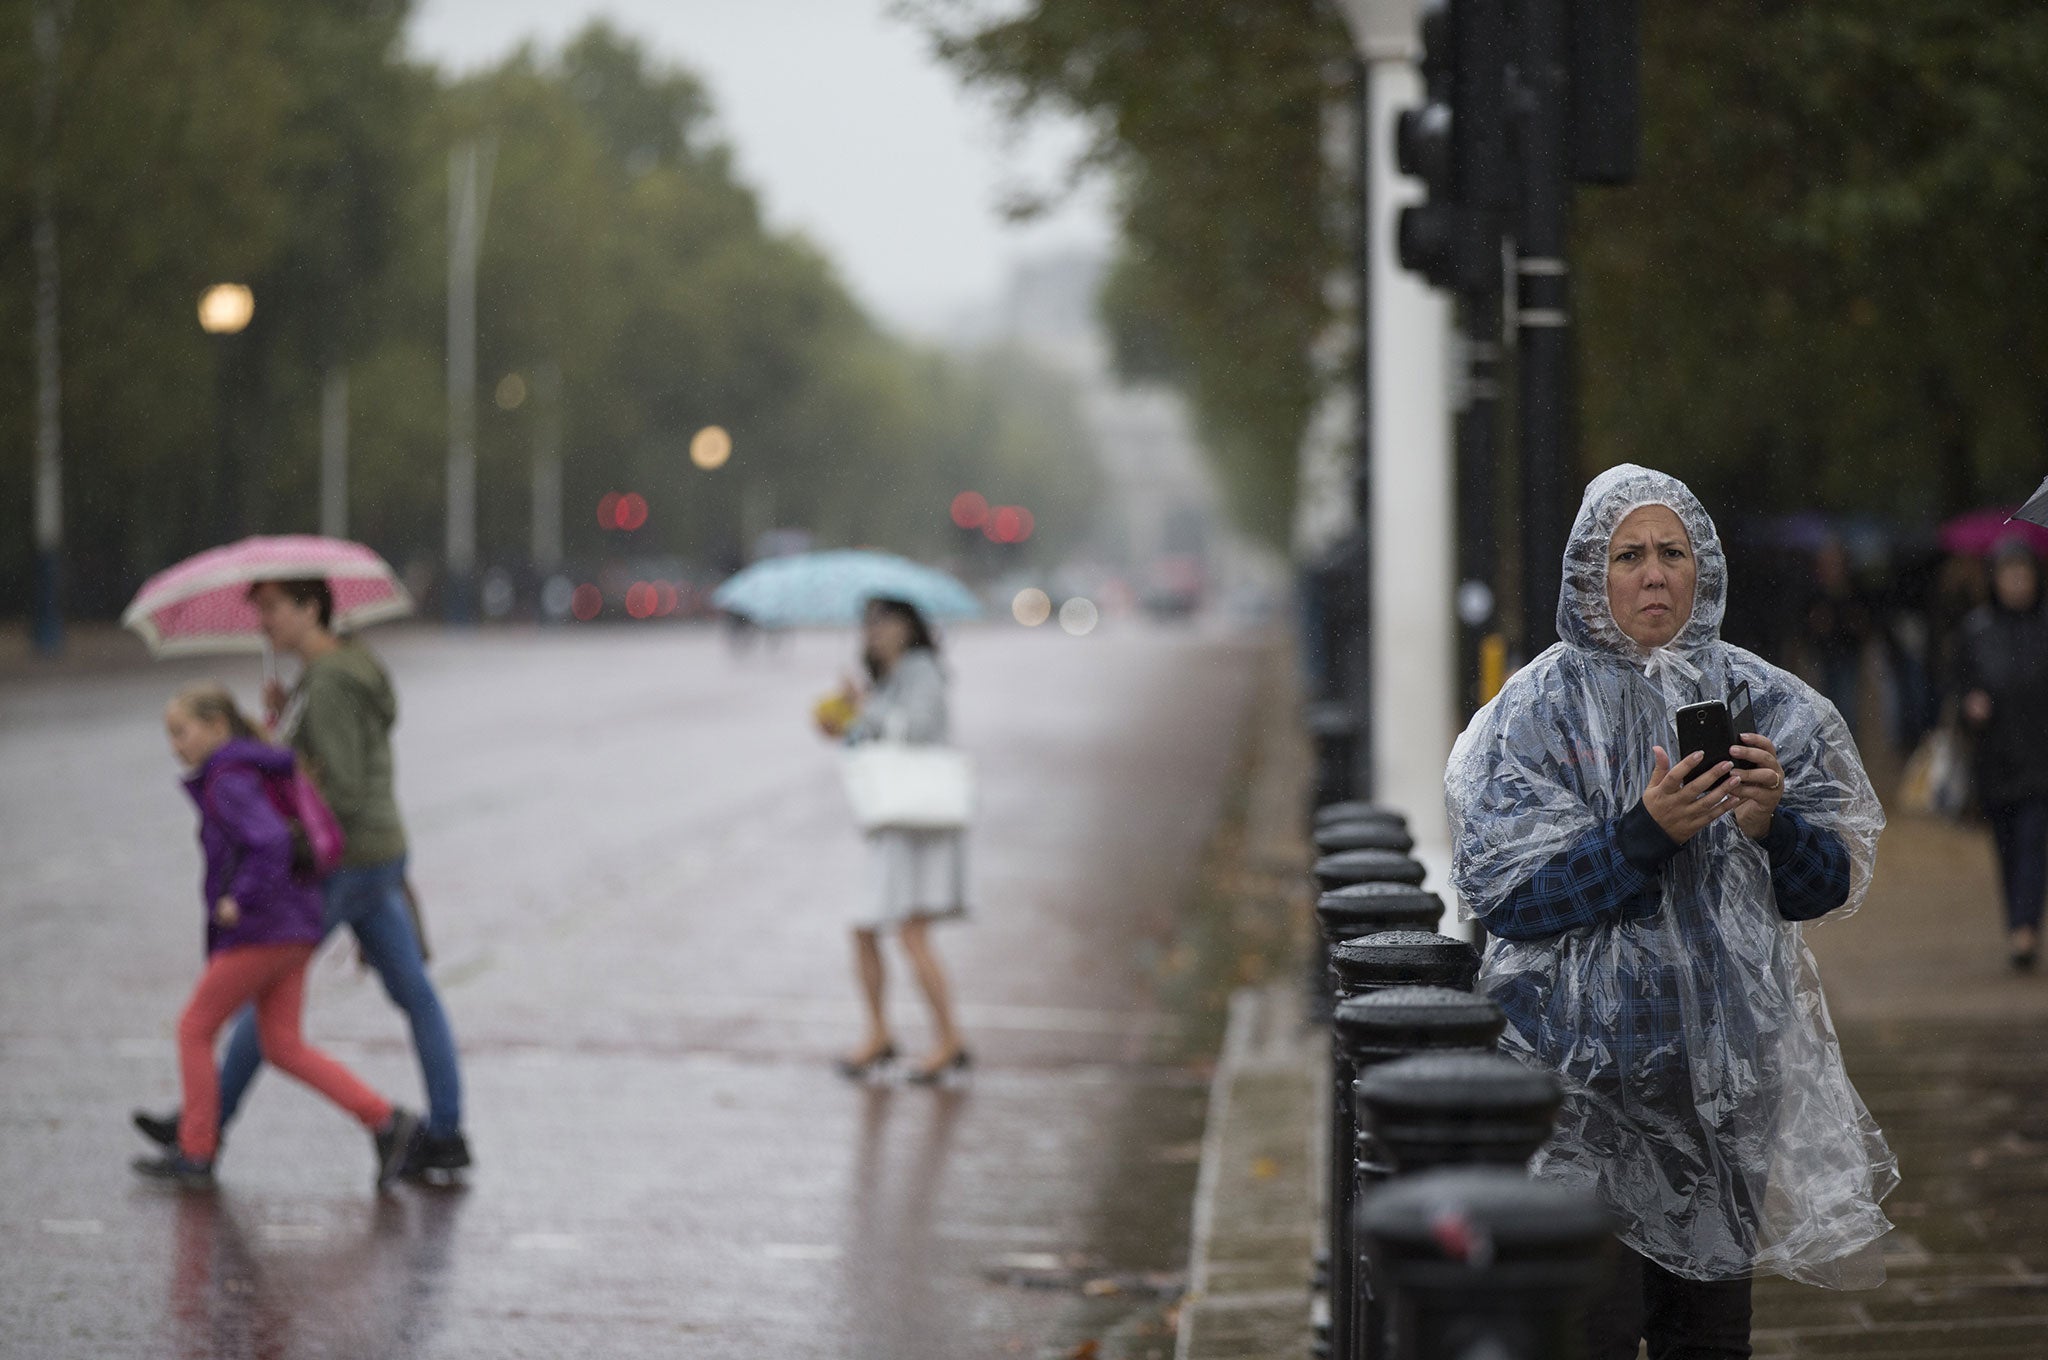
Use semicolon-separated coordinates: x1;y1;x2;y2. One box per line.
1567;0;1640;185
1394;0;1510;295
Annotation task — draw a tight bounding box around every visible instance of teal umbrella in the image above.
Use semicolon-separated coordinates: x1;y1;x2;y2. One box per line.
711;550;981;627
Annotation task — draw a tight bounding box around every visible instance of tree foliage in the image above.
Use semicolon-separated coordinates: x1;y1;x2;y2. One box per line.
908;0;1347;545
1576;0;2048;522
914;0;2048;545
0;5;1099;617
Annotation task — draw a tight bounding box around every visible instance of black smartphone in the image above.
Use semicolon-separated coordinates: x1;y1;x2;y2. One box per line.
1729;680;1755;742
1676;700;1741;774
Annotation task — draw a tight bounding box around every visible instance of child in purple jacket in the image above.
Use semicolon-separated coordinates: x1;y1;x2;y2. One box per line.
132;682;418;1190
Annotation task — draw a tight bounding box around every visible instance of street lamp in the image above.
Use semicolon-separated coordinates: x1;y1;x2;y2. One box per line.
199;283;254;542
198;283;254;336
690;425;732;471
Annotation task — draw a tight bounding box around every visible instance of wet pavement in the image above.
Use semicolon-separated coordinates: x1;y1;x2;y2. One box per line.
0;621;1266;1358
1752;811;2048;1358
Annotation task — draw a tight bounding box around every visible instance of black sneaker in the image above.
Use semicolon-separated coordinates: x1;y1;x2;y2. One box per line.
373;1108;422;1192
132;1151;215;1190
401;1129;472;1184
132;1108;179;1149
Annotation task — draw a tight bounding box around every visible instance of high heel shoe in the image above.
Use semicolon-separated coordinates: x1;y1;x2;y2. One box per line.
836;1042;898;1079
906;1048;972;1086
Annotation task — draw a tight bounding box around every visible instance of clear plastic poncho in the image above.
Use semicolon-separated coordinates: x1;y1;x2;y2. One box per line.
1446;465;1896;1287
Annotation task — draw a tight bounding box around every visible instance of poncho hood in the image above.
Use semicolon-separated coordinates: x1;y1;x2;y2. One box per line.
1557;463;1728;665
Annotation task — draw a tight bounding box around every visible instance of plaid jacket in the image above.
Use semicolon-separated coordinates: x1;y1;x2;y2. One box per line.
1477;805;1849;1090
1478;804;1849;940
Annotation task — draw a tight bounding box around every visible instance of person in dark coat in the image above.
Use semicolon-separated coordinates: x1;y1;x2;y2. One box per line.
1958;538;2048;969
1806;537;1874;738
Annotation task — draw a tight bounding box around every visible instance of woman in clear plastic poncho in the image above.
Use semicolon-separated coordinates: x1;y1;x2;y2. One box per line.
1446;467;1895;1343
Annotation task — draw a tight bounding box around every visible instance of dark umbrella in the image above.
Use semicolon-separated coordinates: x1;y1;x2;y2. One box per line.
2014;475;2048;531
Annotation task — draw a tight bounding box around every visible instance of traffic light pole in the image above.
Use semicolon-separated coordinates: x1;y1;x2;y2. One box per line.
445;137;495;625
1513;0;1574;659
1454;289;1502;713
1346;54;1375;802
30;0;68;657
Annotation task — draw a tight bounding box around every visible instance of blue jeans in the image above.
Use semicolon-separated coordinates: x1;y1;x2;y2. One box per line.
217;855;463;1136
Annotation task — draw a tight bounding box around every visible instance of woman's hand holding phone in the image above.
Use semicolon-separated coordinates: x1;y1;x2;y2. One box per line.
1644;746;1738;844
1728;732;1786;840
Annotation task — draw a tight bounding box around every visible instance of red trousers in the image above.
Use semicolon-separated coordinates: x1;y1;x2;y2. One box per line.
177;943;391;1161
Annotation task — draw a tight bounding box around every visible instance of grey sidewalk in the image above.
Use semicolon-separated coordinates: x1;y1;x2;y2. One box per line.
1175;984;1320;1360
1171;645;1323;1360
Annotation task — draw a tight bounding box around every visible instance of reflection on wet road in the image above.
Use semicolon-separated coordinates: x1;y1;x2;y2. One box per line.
1;624;1258;1358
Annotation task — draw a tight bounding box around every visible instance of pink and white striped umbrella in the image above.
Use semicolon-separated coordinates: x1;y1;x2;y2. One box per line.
122;535;414;657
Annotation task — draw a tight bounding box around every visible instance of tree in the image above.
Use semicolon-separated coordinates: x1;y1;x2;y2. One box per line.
1;10;1103;618
1574;2;2048;520
917;0;2048;546
908;0;1346;545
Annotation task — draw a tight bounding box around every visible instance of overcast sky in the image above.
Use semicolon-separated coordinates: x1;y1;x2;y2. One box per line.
407;0;1115;336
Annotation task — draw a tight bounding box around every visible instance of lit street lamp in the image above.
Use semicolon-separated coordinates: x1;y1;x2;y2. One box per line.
690;425;732;471
200;283;255;542
197;283;254;336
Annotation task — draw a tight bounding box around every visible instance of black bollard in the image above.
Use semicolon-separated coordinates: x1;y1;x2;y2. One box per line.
1316;884;1444;950
1301;828;1425;1359
1306;851;1427;1027
1329;982;1501;1360
1314;849;1428;896
1314;819;1419;857
1314;800;1409;832
1307;701;1361;810
1313;884;1445;1022
1306;883;1442;1341
1319;933;1482;1360
1361;1167;1613;1360
1357;1053;1562;1175
1328;930;1480;995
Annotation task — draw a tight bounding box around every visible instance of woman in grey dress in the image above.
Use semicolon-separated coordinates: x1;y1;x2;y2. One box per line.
820;598;971;1083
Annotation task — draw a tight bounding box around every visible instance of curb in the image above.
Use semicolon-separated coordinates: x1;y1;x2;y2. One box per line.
1176;983;1321;1360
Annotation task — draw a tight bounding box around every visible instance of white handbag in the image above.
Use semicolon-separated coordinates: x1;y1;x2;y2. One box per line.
840;743;974;831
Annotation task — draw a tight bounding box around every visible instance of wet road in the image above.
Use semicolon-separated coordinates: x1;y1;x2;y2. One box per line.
0;621;1263;1358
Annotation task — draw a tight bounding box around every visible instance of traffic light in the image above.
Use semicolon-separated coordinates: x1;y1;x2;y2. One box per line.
1567;0;1640;185
1394;0;1509;295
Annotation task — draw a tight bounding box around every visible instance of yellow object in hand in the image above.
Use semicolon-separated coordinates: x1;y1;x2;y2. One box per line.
814;693;857;732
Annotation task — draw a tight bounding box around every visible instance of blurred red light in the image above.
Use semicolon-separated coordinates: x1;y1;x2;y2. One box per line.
617;492;649;532
597;493;622;530
655;582;678;616
571;584;603;621
626;582;656;619
986;505;1034;544
951;491;990;530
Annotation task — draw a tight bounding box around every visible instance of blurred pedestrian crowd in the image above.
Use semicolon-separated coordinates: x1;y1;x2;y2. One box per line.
1725;512;2048;969
1730;519;2027;749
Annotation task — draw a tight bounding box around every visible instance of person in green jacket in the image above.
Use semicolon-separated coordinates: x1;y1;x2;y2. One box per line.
131;578;471;1180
